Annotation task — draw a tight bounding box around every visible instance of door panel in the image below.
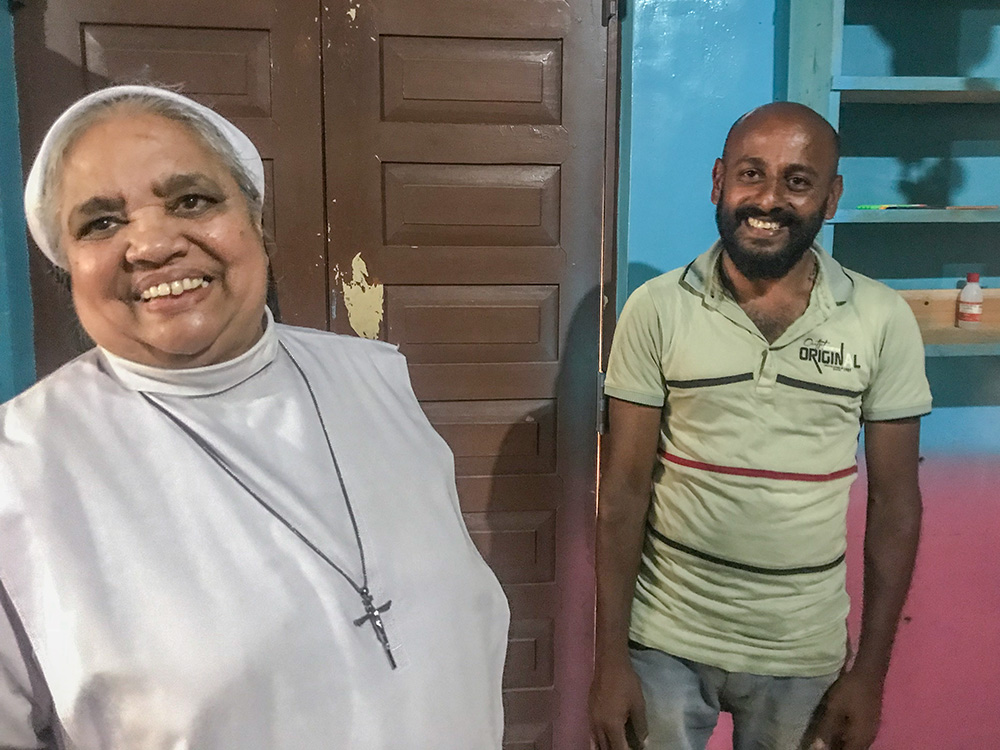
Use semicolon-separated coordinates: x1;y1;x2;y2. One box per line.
14;0;326;376
385;285;560;363
383;163;562;247
323;1;607;746
381;36;563;125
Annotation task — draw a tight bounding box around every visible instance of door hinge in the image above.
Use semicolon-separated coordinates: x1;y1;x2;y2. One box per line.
597;371;608;435
602;0;618;26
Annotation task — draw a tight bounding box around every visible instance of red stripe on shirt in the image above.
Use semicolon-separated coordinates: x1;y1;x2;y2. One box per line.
659;450;858;482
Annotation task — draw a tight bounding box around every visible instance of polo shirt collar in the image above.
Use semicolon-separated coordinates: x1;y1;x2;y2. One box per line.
681;240;854;309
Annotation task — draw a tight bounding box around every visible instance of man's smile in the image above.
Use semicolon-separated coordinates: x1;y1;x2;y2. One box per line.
746;216;783;232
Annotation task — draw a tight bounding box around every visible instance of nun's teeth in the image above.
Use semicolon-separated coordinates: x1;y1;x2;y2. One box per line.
141;277;208;300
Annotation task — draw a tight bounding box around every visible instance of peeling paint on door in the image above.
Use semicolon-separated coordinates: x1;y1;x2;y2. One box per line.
339;253;383;339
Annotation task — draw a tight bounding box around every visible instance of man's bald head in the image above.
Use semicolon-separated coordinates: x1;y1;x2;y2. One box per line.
722;102;840;177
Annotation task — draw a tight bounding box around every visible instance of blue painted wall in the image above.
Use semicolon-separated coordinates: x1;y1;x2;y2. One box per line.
0;6;34;401
617;0;780;305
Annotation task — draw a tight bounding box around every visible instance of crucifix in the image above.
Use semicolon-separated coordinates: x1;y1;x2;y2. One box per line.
354;587;397;669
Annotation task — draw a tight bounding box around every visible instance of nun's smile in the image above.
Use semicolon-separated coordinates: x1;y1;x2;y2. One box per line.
57;111;269;369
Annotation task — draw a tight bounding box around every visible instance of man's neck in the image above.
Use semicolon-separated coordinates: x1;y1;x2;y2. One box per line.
719;249;818;343
719;249;818;304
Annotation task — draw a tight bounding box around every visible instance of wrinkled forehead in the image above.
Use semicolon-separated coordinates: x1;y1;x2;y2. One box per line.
66;107;221;170
59;111;233;199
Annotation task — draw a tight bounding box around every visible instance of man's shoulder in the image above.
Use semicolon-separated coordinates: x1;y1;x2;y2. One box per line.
626;265;691;307
641;265;688;290
838;266;910;315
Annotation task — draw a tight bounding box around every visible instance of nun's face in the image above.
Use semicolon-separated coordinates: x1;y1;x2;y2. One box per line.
57;112;268;368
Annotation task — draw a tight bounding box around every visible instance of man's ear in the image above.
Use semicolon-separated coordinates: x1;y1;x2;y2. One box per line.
711;158;725;205
824;174;844;219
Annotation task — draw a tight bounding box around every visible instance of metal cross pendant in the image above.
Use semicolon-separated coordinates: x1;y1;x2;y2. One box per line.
354;587;397;669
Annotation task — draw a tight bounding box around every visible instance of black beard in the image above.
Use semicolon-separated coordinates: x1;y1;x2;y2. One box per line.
715;197;827;280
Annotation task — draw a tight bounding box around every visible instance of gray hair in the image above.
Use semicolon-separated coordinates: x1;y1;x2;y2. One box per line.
37;89;263;266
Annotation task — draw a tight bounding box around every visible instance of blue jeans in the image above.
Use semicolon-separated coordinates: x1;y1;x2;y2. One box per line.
629;643;839;750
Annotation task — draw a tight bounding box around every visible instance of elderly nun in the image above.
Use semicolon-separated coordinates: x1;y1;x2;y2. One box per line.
0;85;509;749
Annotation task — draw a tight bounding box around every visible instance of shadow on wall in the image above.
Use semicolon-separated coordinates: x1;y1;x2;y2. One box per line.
846;0;997;206
836;4;1000;281
482;284;601;746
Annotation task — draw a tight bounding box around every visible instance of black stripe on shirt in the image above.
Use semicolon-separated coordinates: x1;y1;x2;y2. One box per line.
665;373;754;389
776;374;863;399
647;524;846;576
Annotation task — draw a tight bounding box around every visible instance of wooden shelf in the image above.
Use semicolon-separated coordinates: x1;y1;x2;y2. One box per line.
922;346;1000;358
830;209;1000;224
899;289;1000;357
921;328;1000;357
833;76;1000;103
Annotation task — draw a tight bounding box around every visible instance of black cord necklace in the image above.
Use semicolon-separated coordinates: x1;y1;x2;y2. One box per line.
139;341;397;669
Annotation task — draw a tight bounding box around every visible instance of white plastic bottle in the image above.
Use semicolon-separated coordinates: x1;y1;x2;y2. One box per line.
957;272;983;329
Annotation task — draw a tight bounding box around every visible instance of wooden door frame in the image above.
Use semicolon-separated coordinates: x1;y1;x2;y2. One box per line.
601;8;622;377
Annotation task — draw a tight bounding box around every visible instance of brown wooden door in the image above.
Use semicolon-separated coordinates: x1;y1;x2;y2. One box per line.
14;0;327;376
322;2;609;747
16;1;612;746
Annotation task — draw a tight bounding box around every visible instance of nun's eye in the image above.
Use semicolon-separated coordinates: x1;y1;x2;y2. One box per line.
78;216;121;239
172;194;218;215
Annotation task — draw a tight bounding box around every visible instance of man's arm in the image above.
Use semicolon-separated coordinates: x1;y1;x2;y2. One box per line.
808;417;922;750
589;397;662;750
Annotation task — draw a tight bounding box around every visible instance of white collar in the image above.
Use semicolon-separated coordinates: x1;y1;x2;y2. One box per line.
99;308;278;396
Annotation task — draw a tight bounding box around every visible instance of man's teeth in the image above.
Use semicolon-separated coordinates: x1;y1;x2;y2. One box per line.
747;216;782;230
141;277;208;300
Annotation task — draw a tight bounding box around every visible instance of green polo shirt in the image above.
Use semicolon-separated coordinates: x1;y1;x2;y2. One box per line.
605;243;932;676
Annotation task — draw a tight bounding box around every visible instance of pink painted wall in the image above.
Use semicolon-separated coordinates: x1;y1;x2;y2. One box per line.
707;455;1000;748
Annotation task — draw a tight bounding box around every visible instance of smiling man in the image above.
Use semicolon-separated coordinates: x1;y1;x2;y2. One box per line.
589;103;931;750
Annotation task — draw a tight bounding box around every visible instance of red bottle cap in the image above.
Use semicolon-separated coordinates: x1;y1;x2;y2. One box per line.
967;272;980;282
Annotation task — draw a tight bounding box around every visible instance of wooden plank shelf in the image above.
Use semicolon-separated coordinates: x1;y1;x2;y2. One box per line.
833;76;1000;103
899;289;1000;357
922;340;1000;358
830;209;1000;224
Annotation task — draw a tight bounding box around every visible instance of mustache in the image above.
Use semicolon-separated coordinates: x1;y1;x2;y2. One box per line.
734;206;801;226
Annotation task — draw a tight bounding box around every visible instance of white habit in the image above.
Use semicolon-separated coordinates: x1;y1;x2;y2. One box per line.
0;315;509;749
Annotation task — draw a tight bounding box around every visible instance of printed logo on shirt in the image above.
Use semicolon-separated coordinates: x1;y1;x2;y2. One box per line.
798;338;861;374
